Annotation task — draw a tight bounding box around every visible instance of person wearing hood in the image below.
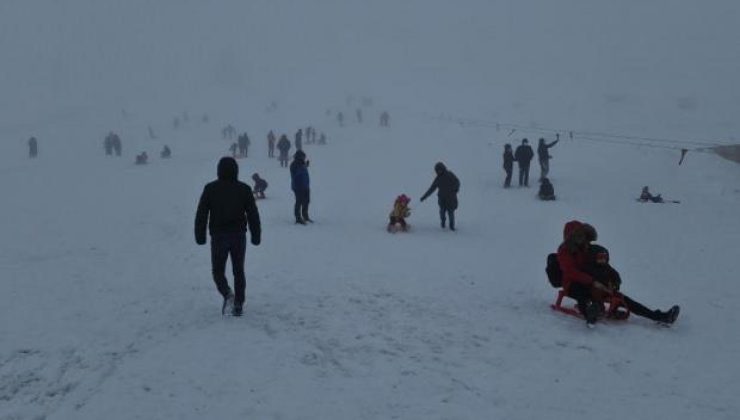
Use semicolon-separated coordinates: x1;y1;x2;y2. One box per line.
290;150;312;224
556;220;679;326
195;157;262;317
420;162;460;231
514;138;534;187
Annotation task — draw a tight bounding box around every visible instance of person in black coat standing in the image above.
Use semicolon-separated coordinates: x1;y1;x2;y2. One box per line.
290;150;312;224
420;162;460;231
537;137;559;180
195;157;261;316
277;134;291;167
514;138;534;187
503;144;514;188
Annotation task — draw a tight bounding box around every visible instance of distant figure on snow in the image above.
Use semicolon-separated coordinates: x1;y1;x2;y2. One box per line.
267;130;276;158
161;145;172;159
229;142;238;158
295;129;303;151
290;150;312;224
318;132;327;145
356;108;363;124
110;132;122;157
28;137;38;158
104;132;114;156
639;186;664;203
277;134;291;167
238;133;250;158
537;137;559;180
387;194;411;233
503;144;514;188
194;157;261;317
420;162;460;231
337;112;344;127
538;177;556;200
514;138;534;187
380;111;390;127
135;152;148;165
148;125;157;140
252;173;268;199
222;124;236;140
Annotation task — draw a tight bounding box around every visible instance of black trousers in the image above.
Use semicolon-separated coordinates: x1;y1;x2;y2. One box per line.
210;232;247;306
518;163;530;186
439;206;455;229
568;282;661;321
504;166;512;187
294;189;310;221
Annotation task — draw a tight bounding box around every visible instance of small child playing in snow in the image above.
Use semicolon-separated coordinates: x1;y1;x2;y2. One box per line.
387;194;411;232
639;186;664;203
252;173;268;199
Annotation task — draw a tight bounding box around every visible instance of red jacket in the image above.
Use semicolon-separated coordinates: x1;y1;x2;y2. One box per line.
557;243;593;288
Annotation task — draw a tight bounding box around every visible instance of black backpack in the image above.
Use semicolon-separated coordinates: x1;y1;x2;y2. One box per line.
546;253;562;288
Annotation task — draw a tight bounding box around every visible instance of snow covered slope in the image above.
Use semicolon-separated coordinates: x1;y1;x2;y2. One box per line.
2;1;740;419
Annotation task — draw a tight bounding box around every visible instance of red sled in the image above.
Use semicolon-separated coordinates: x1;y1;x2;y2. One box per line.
551;287;630;321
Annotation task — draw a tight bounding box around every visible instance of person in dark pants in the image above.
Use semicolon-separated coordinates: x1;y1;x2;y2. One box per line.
267;130;276;158
28;137;38;158
537;137;559;180
238;133;250;157
557;220;679;326
290;150;312;224
514;138;534;187
503;144;514;188
420;162;460;231
277;134;291;167
195;157;261;316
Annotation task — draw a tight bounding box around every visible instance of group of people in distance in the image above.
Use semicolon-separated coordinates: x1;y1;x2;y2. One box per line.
503;137;559;200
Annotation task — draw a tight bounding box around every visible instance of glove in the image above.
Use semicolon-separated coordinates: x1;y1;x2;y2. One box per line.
251;235;261;246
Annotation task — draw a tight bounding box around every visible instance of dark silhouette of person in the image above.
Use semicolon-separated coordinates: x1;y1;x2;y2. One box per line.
252;173;268;199
195;157;261;316
295;129;303;151
503;144;514;188
28;137;38;158
420;162;460;231
277;134;291;167
290;150;312;224
238;133;250;157
267;131;276;158
514;139;534;187
537;137;559;180
538;177;556;200
161;145;172;159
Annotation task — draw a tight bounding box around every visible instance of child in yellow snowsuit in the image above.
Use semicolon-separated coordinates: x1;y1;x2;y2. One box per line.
387;194;411;232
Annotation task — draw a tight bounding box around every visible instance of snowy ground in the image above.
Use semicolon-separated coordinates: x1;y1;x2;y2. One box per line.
1;104;739;419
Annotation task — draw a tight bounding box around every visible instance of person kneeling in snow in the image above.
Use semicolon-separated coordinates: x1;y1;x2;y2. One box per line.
135;152;148;165
252;173;268;199
538;177;556;200
556;220;679;326
387;194;411;232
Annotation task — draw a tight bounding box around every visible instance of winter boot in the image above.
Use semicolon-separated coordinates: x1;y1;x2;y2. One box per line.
659;305;680;325
584;301;600;326
232;304;243;317
222;291;235;315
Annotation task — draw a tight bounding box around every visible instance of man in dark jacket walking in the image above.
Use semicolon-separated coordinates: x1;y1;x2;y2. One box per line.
420;162;460;231
238;133;250;157
537;137;559;180
514;139;534;187
290;150;312;224
195;157;261;316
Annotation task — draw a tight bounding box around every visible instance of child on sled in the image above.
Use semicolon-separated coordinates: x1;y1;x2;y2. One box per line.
387;194;411;232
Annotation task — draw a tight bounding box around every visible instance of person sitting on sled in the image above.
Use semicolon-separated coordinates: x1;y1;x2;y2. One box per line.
557;220;679;326
252;173;268;199
538;177;556;200
639;186;664;203
387;194;411;232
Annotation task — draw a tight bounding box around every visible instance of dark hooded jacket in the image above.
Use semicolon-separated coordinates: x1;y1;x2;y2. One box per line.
290;150;310;191
514;142;534;165
195;157;261;244
420;163;460;210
